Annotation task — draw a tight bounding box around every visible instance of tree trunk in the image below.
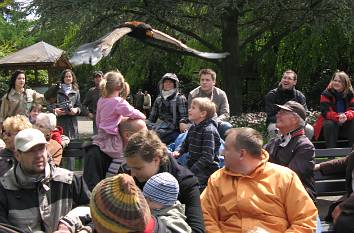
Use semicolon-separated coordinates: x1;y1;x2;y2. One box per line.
220;10;242;115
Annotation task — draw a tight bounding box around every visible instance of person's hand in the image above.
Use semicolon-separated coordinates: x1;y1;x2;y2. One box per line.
332;205;342;224
338;113;347;124
179;123;190;132
172;151;180;158
88;112;94;120
55;108;66;116
53;223;71;233
69;107;79;116
314;164;320;171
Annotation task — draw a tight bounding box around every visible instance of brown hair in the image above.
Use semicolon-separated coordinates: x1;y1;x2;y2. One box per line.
329;71;353;97
124;130;169;164
100;71;130;99
60;69;79;90
191;97;216;119
226;127;263;158
199;68;216;81
282;69;297;81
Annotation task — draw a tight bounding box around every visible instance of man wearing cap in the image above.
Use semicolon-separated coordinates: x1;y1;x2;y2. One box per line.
0;128;90;232
264;100;316;201
265;69;314;139
201;127;317;232
147;73;188;144
83;70;104;134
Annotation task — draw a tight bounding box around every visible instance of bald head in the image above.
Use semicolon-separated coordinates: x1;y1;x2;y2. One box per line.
119;118;147;146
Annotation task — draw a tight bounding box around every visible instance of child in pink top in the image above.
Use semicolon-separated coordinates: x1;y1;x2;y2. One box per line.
93;71;145;164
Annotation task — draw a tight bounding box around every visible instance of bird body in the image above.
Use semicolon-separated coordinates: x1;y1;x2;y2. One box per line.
70;21;229;66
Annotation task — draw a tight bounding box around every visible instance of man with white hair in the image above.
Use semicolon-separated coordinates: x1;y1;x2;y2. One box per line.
264;100;316;201
0;128;90;232
35;113;63;166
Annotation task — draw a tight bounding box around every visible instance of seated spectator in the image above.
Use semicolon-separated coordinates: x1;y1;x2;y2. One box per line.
143;172;192;233
0;128;90;232
180;68;232;139
201;127;317;232
90;174;170;233
0;115;32;176
264;101;316;201
314;147;354;232
83;118;147;191
147;73;187;144
34;113;63;166
28;103;43;124
313;71;354;148
265;69;314;139
120;130;204;233
174;97;220;191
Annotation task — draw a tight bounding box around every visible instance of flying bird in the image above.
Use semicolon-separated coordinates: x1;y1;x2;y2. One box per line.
69;21;230;66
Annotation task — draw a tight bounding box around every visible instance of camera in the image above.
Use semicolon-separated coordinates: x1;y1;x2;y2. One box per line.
56;100;73;113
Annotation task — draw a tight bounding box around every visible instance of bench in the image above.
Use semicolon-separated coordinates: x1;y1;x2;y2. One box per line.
314;147;352;233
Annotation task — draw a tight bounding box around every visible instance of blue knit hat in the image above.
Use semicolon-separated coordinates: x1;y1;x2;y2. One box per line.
143;172;179;206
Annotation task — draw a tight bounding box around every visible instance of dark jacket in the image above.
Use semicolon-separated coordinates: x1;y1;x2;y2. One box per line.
119;155;205;233
265;129;316;201
0;163;90;232
318;150;354;219
313;88;354;140
265;86;307;124
179;118;220;187
82;86;100;115
0;149;14;177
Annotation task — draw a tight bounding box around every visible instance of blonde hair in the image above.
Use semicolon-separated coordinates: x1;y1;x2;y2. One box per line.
36;113;57;130
191;97;216;119
3;115;32;132
100;71;130;99
329;71;353;97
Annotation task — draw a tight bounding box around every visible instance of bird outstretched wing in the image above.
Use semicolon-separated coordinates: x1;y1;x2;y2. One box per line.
150;29;229;59
69;27;132;66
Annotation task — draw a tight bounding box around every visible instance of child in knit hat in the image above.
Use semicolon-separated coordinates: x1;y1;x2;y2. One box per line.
143;172;192;233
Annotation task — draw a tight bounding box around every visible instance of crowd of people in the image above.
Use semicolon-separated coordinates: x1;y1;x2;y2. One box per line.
0;67;352;232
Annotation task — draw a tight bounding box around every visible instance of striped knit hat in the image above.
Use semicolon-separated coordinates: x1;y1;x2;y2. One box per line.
143;172;179;206
90;174;151;233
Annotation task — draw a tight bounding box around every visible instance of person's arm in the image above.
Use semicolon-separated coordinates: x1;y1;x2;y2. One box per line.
33;90;45;105
320;94;339;121
0;185;10;225
179;174;205;233
177;95;188;121
265;91;277;123
71;174;91;207
216;90;230;121
70;91;82;116
148;98;159;123
118;100;146;119
200;177;222;233
344;95;354;121
0;95;9;131
284;173;317;232
81;89;93;117
317;156;348;176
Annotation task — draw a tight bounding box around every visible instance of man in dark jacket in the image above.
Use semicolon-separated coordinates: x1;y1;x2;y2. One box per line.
0;128;90;232
265;69;314;139
264;101;316;201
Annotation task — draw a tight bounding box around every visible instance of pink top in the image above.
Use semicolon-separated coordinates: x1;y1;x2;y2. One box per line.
96;97;146;135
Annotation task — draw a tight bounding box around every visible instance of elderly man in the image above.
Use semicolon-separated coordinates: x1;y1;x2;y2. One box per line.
0;128;90;232
180;68;231;139
83;118;147;191
264;101;316;201
265;69;314;139
201;127;317;232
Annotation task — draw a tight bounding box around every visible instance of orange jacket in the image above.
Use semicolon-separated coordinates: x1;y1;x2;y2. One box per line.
201;150;317;233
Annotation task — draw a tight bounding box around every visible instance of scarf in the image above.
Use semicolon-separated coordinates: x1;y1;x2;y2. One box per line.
279;127;305;147
161;89;176;100
61;83;72;96
14;163;51;190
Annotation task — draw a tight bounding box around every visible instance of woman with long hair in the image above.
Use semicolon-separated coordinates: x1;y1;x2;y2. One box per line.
314;71;354;148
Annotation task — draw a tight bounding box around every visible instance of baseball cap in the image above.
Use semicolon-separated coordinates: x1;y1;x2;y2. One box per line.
15;128;48;152
275;101;306;121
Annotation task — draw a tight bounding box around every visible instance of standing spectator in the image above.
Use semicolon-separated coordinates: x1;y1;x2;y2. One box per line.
265;69;314;139
313;71;354;148
0;70;44;133
180;68;231;139
34;113;63;166
28;103;43;124
143;90;152;116
82;70;104;135
201;127;317;232
174;97;221;191
0;128;90;232
0;115;32;176
47;69;82;139
120;130;204;233
264;101;316;201
148;73;188;144
134;89;145;112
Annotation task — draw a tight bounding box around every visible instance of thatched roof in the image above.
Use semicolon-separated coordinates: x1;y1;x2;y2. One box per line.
0;41;72;70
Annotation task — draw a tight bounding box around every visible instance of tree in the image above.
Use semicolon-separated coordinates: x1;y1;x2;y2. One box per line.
29;0;354;114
